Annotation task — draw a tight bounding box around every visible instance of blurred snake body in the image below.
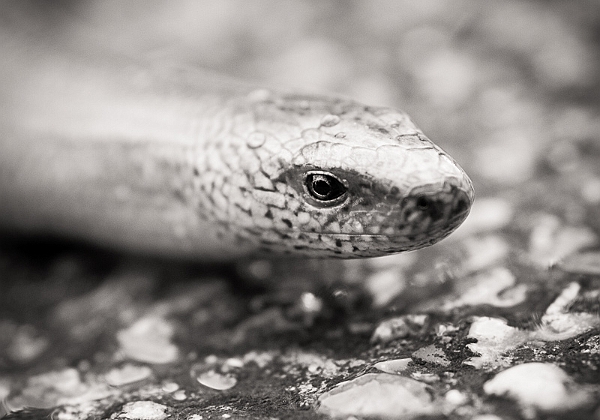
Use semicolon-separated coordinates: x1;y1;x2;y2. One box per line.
0;35;474;260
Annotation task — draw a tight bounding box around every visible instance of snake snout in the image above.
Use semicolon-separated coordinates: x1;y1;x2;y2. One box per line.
392;181;473;246
439;183;474;234
414;195;444;221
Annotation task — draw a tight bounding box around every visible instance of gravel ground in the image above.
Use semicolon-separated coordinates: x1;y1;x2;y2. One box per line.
1;1;600;419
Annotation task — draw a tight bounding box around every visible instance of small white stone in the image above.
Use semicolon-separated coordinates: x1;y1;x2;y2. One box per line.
371;315;428;344
119;401;168;420
196;370;237;390
242;351;276;368
533;282;600;341
445;389;468;406
412;344;451;367
282;351;339;377
172;390;187;401
483;363;592;412
465;317;527;370
116;316;179;365
225;357;244;369
471;415;503;420
373;358;411;374
105;364;152;387
161;382;179;393
318;373;436;418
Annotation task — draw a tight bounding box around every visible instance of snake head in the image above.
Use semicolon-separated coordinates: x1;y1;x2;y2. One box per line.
204;92;474;258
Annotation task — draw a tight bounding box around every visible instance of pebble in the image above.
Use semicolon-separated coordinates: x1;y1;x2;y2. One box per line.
317;373;436;418
533;282;600;341
371;314;428;344
483;363;593;413
116;316;179;364
224;357;244;369
373;358;411;374
412;344;451;367
298;292;323;325
281;351;340;377
195;371;237;391
444;389;468;406
465;283;600;370
471;416;504;420
105;364;152;387
409;372;439;384
241;351;276;369
172;390;187;401
161;382;179;393
465;317;527;370
118;401;169;420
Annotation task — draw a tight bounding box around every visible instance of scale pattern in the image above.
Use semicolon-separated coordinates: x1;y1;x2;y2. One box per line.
187;90;474;258
0;32;473;259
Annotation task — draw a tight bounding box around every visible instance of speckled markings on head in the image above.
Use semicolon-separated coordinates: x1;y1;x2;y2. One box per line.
0;33;474;261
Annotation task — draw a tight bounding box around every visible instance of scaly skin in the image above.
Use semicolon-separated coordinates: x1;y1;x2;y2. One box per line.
0;35;474;260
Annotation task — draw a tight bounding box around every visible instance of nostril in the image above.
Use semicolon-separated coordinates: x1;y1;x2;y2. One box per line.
455;197;468;215
415;195;444;221
416;196;430;210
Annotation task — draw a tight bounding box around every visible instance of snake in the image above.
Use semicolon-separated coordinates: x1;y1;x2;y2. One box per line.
0;23;474;261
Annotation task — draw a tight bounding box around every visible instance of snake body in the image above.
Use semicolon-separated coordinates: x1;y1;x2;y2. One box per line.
0;30;474;260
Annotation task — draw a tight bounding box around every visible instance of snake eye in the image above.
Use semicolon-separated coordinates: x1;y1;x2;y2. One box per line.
304;172;347;205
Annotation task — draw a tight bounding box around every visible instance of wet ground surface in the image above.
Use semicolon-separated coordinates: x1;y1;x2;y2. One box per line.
1;1;600;419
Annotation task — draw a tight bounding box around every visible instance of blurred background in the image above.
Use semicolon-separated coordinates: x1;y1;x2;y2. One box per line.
2;2;600;418
6;0;600;194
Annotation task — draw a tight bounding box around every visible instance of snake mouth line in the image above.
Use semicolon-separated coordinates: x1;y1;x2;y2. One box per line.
290;231;450;241
282;209;470;240
232;207;470;243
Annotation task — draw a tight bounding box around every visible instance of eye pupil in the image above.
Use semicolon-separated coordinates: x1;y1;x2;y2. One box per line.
305;172;347;204
416;196;430;210
312;179;332;196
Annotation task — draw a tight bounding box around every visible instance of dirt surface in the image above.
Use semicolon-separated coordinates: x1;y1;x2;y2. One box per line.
1;1;600;419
